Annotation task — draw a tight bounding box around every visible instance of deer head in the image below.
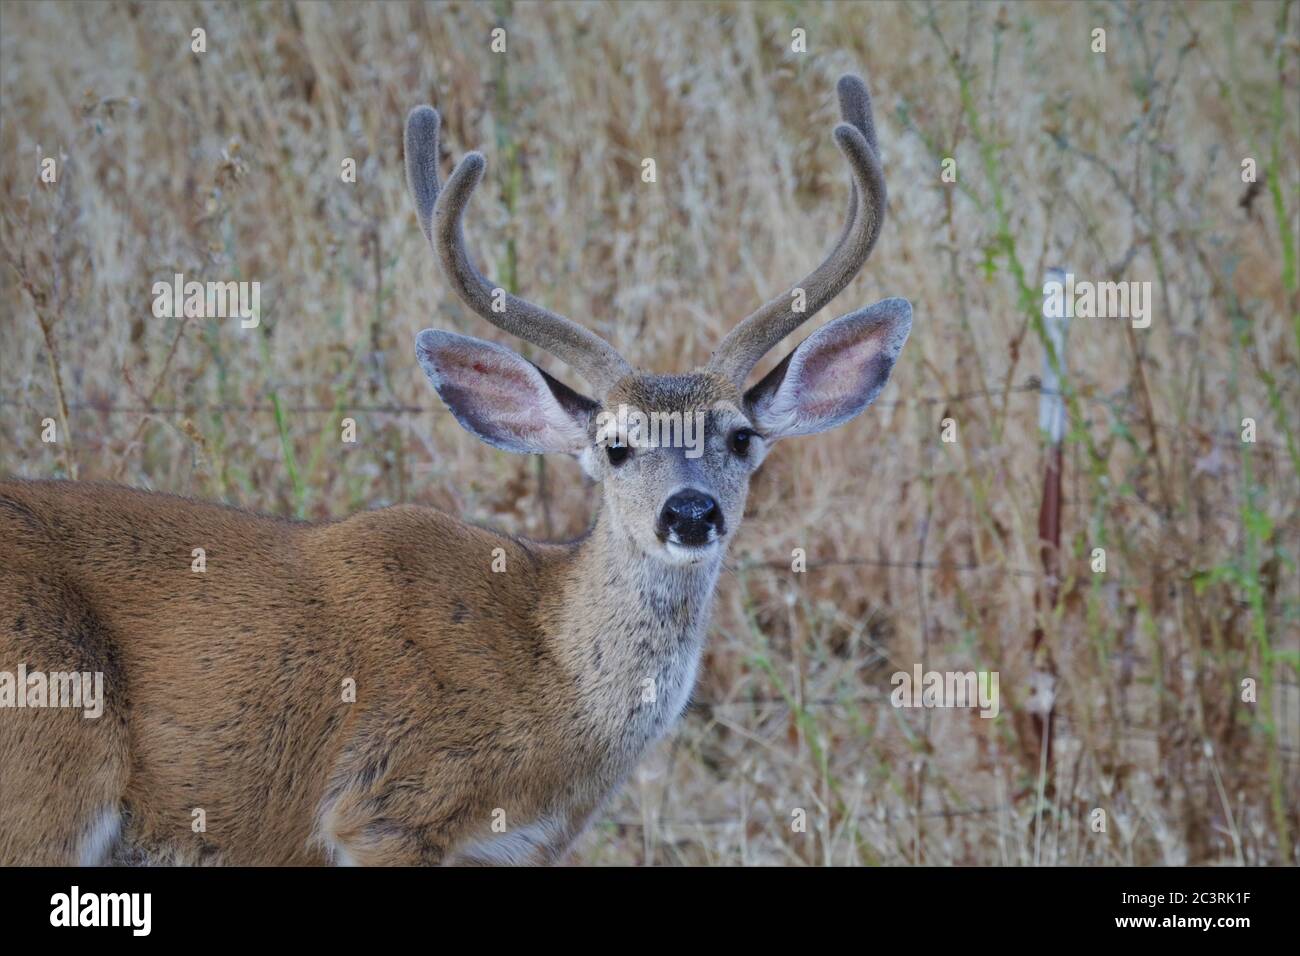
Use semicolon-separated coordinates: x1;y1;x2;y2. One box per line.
407;74;911;566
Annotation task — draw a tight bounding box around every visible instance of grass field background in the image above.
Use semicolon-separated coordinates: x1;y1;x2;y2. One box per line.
2;0;1297;864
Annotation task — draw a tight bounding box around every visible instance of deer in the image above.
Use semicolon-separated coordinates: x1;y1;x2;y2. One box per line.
0;74;911;866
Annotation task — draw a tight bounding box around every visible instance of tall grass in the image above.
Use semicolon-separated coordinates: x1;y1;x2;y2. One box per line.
1;0;1296;864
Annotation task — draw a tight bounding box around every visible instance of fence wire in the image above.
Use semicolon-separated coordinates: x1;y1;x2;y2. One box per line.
0;383;1294;453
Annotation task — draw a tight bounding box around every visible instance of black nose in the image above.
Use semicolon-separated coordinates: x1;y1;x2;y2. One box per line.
657;490;724;546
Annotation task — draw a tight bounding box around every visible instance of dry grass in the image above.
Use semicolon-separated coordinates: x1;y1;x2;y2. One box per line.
2;0;1297;865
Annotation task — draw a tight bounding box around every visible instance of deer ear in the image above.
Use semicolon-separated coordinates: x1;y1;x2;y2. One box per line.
745;297;911;440
416;330;596;455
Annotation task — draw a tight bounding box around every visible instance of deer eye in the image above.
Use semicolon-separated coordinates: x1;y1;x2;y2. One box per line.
729;428;755;457
606;444;630;466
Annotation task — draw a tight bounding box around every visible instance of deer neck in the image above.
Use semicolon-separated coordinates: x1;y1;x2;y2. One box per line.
548;503;722;760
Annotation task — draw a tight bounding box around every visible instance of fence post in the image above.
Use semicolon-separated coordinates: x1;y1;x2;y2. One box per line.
1028;267;1070;779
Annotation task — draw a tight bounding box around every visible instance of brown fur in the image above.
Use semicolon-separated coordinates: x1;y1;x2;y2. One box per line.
0;470;725;865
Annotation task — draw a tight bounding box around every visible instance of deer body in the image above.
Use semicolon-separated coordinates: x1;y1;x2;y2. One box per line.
0;479;719;864
1;74;911;865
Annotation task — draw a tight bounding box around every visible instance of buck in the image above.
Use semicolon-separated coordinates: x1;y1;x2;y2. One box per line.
0;74;911;865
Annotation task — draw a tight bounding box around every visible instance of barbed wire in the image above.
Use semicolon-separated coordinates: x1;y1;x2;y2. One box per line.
3;382;1296;589
600;804;1007;830
730;557;1297;609
0;383;1294;452
597;725;1300;833
687;689;1300;723
737;556;1039;578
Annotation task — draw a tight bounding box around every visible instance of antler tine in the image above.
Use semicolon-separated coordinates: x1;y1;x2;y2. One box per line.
404;106;633;394
405;106;442;244
708;74;887;387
